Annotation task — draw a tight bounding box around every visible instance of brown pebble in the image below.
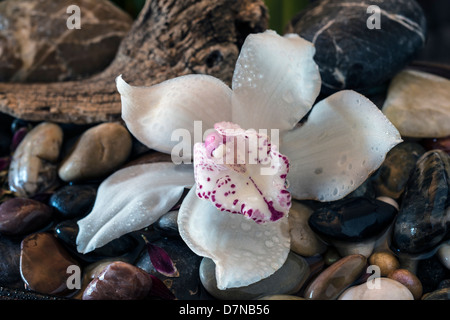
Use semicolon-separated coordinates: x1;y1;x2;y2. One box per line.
368;251;399;276
82;261;152;300
303;254;367;300
0;198;53;235
58;122;132;182
388;268;423;300
20;232;80;296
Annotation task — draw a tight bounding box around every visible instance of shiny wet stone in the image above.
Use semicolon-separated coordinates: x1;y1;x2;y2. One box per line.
20;232;80;296
0;197;53;235
388;268;423;299
154;210;180;238
199;252;310;300
368;251;400;277
372;142;426;199
392;150;450;255
53;219;143;264
308;197;398;242
49;184;97;219
82;261;152;300
438;243;450;269
303;254;367;300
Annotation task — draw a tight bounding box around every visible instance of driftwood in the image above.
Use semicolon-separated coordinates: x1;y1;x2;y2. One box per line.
0;0;268;124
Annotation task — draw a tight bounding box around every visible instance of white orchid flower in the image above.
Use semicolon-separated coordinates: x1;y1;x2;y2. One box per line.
76;30;401;290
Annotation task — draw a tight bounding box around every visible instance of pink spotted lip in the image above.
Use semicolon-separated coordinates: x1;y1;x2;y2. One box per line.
193;122;291;224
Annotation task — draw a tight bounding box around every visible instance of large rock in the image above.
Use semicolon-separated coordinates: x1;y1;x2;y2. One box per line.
0;0;132;82
287;0;426;93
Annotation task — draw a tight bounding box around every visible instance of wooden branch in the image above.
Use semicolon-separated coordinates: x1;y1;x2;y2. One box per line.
0;0;268;124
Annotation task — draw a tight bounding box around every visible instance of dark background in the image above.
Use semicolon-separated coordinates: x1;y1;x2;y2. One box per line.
415;0;450;64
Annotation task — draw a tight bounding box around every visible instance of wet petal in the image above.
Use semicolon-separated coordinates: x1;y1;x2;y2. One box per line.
116;75;232;155
194;122;291;224
231;30;321;132
178;188;290;289
282;90;402;201
76;162;194;253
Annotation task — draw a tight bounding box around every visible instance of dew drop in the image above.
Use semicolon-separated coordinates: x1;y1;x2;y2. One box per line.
339;154;347;165
282;90;294;104
240;222;252;231
265;240;274;248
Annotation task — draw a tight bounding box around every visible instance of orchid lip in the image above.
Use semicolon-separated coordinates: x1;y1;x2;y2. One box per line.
193;122;291;224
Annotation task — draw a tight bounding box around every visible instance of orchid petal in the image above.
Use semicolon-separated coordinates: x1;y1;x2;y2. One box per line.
282;90;402;201
231;30;321;132
76;162;194;253
194;122;291;224
116;75;232;155
178;187;290;289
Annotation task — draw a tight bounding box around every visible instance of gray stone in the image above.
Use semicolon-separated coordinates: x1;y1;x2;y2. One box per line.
199;252;310;300
288;201;327;256
154;210;179;237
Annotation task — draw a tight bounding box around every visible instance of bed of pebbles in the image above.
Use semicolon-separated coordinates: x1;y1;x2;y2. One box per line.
0;107;449;300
